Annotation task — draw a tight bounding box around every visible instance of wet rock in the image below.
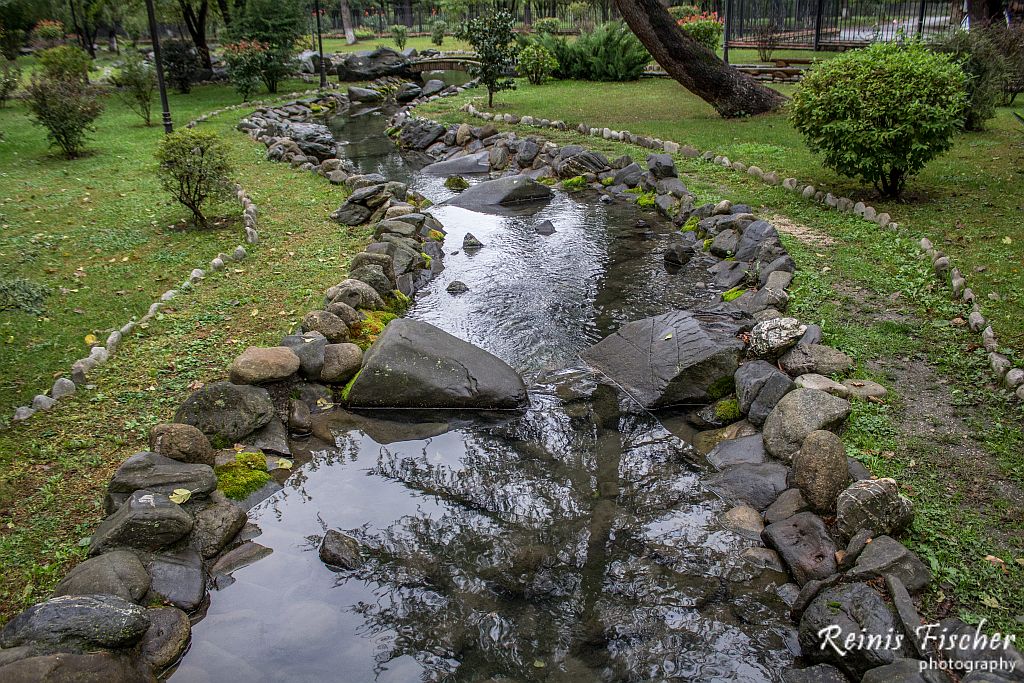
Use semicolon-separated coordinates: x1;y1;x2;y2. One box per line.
139;548;205;612
734;360;796;427
174;382;275;447
795;373;850;398
423;150;491;175
148;423;214;467
0;651;151;682
762;388;851;462
321;343;363;384
303;310;349;343
835;478;913;541
861;659;946;683
692;419;759;455
319;530;365;569
707;462;790;511
89;491;193;556
581;309;748;409
779;344;854;377
535;220;556;236
445;175;553;213
210;541;272;577
764;488;810;524
279;332;329;380
327;279;386;310
799;582;905;677
762;512;838;585
791;430;850;513
463;233;484;250
749;317;806;357
706;434;766;469
446;280;469;294
188;500;247;559
782;664;849;682
664;242;692;267
106;452;216;512
241;416;290;456
139;606;191;671
790;573;842;621
288;398;312;432
346;318;528;410
847;535;931;591
228;346;300;385
721;505;764;540
52;551;150;603
0;595;150;650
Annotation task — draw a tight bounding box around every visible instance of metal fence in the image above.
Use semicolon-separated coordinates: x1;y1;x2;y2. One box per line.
722;0;961;51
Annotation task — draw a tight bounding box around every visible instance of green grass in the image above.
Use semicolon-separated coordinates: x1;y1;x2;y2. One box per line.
419;78;1024;360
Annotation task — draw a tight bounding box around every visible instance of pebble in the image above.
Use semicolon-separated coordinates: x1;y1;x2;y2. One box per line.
795;373;850;398
52;377;76;399
13;406;34;421
841;379;887;400
31;395;57;411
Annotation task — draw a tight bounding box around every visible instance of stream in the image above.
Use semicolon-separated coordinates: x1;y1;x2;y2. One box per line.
168;108;797;683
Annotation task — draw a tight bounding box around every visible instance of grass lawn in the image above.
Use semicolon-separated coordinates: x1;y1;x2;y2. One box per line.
432;78;1024;362
418;93;1024;639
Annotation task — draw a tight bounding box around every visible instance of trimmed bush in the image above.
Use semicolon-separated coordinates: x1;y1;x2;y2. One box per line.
111;51;155;125
532;17;560;35
37;45;91;83
0;60;21;108
162;40;201;93
25;75;104;158
931;28;1006;131
532;23;649;81
430;19;446;46
519;43;558;85
155;129;233;228
791;41;967;198
391;24;408;50
667;5;701;19
677;12;724;52
30;19;63;49
354;28;376;40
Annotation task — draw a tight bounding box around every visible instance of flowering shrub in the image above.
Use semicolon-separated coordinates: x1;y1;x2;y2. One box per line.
223;40;267;101
32;20;64;48
677;12;724;52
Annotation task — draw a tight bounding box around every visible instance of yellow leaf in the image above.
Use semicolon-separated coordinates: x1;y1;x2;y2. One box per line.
663;333;673;340
275;458;293;470
980;594;1002;609
84;334;98;346
1002;236;1012;245
251;309;259;317
168;488;192;504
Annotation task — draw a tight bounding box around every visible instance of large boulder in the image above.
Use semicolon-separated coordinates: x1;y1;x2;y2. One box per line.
106;452;216;512
228;346;301;385
761;511;838;585
397;118;445;150
174;382;275;447
791;430;850;513
554;146;610;177
139;549;206;612
581;309;749;409
346;319;528;410
52;551;150;603
0;595;150;651
139;607;191;672
335;47;413;81
326;279;387;310
835;478;914;540
734;360;795;427
422;150;491;175
89;491;193;556
444;175;553;213
761;388;851;461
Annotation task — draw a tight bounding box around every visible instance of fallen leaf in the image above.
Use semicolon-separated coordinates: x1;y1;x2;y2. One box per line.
84;333;98;345
984;555;1005;565
168;488;192;504
275;458;293;470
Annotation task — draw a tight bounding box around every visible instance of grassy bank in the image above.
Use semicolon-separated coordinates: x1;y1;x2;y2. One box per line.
416;94;1024;638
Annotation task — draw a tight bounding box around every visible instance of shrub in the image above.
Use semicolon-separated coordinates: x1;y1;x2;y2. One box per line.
677;12;723;52
0;276;49;314
37;45;91;83
533;22;649;81
791;41;967;198
457;10;518;107
223;40;267;100
667;5;701;19
111;51;155;125
162;40;201;93
234;0;305;49
390;24;408;50
155;129;233;228
987;23;1024;105
25;75;104;158
0;60;21;107
931;28;1006;131
31;19;63;48
430;19;446;46
562;175;587;190
519;43;558;85
532;17;560;35
354;27;376;40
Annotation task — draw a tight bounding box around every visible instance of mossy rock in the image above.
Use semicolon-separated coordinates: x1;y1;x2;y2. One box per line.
722;286;745;302
562;175;588;191
349;310;398;350
444;175;470;191
215;452;270;500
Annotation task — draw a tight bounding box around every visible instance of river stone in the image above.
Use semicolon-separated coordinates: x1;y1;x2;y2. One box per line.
280;332;329;380
319;530;365;569
325;301;364;327
302;310;349;343
0;594;150;651
706;434;766;470
322;343;363;384
792;430;850;513
749;317;806;357
348;264;393;298
692;419;760;455
89;491;193;556
394;81;421;102
188;500;247;559
647;153;677;179
350;251;397;283
555;147;609;177
835;478;913;540
847;535;931;591
861;659;946;683
241;416;290;456
422;150;491;175
445;175;552;213
288;398;312;432
139;606;191;671
581;309;748;409
762;512;838;585
327;278;386;310
613;162;643;187
782;664;849;683
347;85;383;102
735;360;796;427
228;346;300;385
139;548;206;612
734;220;781;263
52;551;150;603
779;344;854;377
762;388;851;462
346;318;528;410
799;582;905;677
764;488;810;524
106;452;216;512
721;505;764;540
795;373;850;398
174;382;275;447
535;220;556;236
842;378;888;400
0;651;150;682
148;423;214;466
707;462;790;511
332;201;371;226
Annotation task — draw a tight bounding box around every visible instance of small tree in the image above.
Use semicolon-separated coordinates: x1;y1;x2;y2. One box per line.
430;19;446;46
791;42;967;198
223;40;266;100
0;276;49;314
162;40;201;93
232;0;304;93
25;75;104;158
111;51;155;125
156;129;233;228
30;19;63;49
390;24;408;50
931;28;1007;131
0;61;21;107
458;10;517;107
37;45;91;83
519;43;557;85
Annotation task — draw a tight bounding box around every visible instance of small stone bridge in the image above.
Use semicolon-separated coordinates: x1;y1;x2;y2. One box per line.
409;56;482;74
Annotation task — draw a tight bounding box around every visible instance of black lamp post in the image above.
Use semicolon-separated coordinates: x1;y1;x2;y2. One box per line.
314;0;328;88
145;0;174;133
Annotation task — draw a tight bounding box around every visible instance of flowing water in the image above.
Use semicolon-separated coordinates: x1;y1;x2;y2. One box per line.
168;110;797;683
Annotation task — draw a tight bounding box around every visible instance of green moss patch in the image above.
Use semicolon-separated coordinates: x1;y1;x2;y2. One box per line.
349;310;398;350
722;286;745;302
215;452;270;500
562;175;587;191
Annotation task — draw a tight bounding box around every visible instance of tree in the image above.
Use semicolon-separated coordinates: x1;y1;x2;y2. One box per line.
25;75;105;158
156;129;233;228
458;9;517;108
178;0;212;69
111;50;156;125
338;0;356;45
613;0;786;117
233;0;304;50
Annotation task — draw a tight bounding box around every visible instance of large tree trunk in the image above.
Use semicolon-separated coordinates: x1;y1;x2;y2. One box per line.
339;0;356;44
215;0;231;26
614;0;786;117
179;0;212;69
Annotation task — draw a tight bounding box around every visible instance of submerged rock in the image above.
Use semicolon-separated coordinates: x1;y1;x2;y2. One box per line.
762;512;838;585
445;175;552;213
319;530;365;569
